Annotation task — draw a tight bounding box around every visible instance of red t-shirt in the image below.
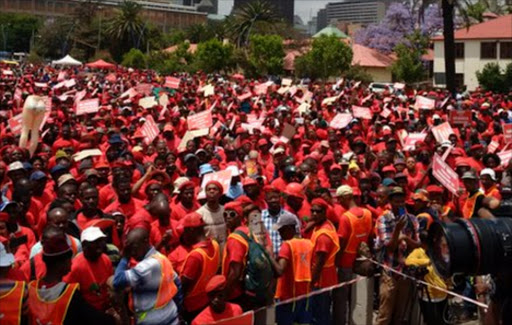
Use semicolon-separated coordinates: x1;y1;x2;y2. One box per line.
277;241;310;300
168;245;192;274
98;184;116;210
19;252;46;281
222;226;249;300
191;303;243;325
66;253;113;311
170;200;200;221
105;198;150;220
150;219;179;255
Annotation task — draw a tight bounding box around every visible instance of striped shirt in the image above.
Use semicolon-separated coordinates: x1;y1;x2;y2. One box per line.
262;209;300;257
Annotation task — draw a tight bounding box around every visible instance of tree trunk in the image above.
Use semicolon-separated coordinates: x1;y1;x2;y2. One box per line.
442;0;457;96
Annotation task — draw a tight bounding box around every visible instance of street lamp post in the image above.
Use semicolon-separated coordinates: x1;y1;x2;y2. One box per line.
97;5;103;53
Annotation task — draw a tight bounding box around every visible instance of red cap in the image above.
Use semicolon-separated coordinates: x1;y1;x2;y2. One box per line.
205;275;227;293
180;212;205;228
242;178;258;186
311;198;329;210
257;139;268;146
285;182;305;199
224;201;243;217
205;180;223;193
382;165;397;173
330;164;342;171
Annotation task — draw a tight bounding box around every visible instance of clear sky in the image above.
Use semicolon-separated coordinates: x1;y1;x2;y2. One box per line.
217;0;332;23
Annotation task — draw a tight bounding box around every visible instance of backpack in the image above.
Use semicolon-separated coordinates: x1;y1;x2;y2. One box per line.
234;230;274;303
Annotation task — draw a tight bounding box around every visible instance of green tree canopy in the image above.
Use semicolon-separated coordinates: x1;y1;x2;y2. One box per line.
195;39;234;73
296;35;353;80
246;34;284;76
121;48;146;69
476;62;512;93
0;13;41;53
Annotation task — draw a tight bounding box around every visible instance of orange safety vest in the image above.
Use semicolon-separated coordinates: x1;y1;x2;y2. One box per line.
462;191;483;219
310;220;340;267
183;240;220;311
0;281;25;325
484;186;500;199
67;234;78;256
27;281;78;325
129;253;178;315
416;212;434;231
276;238;313;299
344;209;373;254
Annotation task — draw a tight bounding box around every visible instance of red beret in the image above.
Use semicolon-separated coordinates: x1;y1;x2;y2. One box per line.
205;180;223;194
224;201;243;217
426;185;444;193
180;212;205;228
311;198;329;210
205;275;227;293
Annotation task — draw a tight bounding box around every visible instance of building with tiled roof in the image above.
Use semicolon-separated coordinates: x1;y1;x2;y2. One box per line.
433;14;512;90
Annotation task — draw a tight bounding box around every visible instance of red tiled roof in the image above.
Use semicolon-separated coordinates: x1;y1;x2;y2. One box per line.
422;49;434;61
351;44;395;68
433;14;512;41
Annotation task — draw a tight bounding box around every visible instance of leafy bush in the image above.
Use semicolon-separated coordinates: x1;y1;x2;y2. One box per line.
476;63;511;93
121;48;146;69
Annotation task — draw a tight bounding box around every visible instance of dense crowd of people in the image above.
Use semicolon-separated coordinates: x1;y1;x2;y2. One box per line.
0;61;511;325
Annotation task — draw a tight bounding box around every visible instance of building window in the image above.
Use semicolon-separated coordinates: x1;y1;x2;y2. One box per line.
500;42;512;59
434;73;446;85
455;43;465;59
481;42;497;59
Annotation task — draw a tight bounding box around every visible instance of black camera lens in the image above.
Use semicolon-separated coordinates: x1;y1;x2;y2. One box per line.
428;218;512;278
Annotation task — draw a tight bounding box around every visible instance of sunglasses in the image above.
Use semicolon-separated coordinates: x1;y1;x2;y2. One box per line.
223;211;238;218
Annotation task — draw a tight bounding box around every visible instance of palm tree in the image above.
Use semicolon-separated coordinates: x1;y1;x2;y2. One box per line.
227;0;281;47
106;0;146;49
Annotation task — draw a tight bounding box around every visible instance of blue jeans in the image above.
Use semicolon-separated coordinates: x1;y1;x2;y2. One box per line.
276;297;312;325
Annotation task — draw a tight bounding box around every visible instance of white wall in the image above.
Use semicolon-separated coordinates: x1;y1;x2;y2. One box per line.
434;39;512;90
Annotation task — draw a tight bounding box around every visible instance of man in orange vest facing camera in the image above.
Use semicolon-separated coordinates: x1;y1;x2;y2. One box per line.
334;185;373;325
266;213;313;325
27;225;116;325
179;212;220;323
113;224;182;325
0;239;27;325
308;197;340;325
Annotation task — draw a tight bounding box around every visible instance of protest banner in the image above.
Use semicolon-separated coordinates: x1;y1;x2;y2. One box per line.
237;92;252;101
141;115;159;145
135;83;153;95
57;71;67;81
105;73;116;83
64;79;76;88
281;78;292;87
322;96;338;106
414;95;435;110
8;114;23;135
187;110;213;130
488;141;499;154
330;113;353;129
449;110;472;126
498;150;512;167
431;122;454;143
504;124;512;144
352;106;372;120
297;102;311;115
159;94;169;108
76;98;100;116
254;83;269;95
402;133;427;151
394;82;405;90
198;169;233;199
432;153;460;196
380;107;392;118
164;77;180;89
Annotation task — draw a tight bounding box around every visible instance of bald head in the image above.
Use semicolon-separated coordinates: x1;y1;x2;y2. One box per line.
125;228;150;261
47;207;69;231
148;193;170;221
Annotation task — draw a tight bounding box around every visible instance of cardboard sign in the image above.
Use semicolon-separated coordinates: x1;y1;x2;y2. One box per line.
199;169;233;198
380;107;392;118
254;83;269;95
281;78;292;87
432;153;460;196
299;90;313;103
76;98;100;116
504;124;512;144
187;110;213;130
282;123;296;139
237;92;252;101
449;110;472;126
297;102;311;115
352;106;372;120
330;113;353;129
140;115;159;145
57;71;67;81
403;133;427;151
159;94;169;108
414;96;435;110
135;83;153;96
431;122;454;143
75;89;87;103
200;84;215;97
498;150;512;167
64;79;76;88
8;114;23;135
488;141;499;154
139;96;158;109
164;77;180;89
322;96;338;106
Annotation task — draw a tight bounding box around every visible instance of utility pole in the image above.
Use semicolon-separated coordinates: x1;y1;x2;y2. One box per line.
97;5;103;54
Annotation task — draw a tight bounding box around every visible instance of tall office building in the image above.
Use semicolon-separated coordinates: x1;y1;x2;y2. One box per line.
325;0;391;25
233;0;294;24
317;8;328;32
